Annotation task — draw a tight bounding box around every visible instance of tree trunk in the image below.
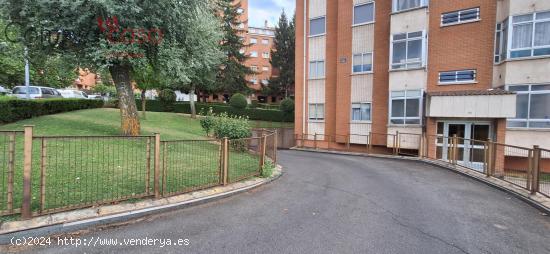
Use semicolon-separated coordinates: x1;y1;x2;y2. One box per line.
190;88;197;119
141;90;147;120
110;64;140;136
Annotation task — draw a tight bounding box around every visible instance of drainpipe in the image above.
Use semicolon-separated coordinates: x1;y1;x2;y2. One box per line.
302;0;307;135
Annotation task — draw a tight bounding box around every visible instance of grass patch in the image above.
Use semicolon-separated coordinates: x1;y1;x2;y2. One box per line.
0;108;262;220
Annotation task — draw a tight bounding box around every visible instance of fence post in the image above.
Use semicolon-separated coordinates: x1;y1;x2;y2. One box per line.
153;133;161;199
39;138;47;213
392;134;398;155
7;132;15;213
452;134;458;165
531;145;541;194
273;130;278;164
223;137;229;186
346;135;350;151
314;133;318;150
418;132;426;158
21;125;34;219
483;139;491;177
368;132;373;153
396;131;400;155
259;135;267;174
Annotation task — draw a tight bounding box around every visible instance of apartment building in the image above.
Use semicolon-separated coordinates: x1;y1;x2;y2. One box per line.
244;24;281;103
295;0;550;167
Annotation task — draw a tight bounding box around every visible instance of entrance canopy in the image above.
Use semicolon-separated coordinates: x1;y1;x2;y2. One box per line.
426;90;516;118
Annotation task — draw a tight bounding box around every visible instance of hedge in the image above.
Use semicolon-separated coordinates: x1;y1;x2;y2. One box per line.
0;98;104;124
136;100;294;122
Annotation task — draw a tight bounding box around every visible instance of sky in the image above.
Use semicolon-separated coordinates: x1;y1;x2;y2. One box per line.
248;0;295;28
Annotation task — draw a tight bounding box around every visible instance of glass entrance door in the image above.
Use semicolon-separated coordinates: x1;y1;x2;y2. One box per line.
437;122;492;172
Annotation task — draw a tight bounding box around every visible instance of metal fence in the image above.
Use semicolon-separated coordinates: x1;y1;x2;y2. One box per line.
0;126;277;219
0;131;23;216
296;132;549;198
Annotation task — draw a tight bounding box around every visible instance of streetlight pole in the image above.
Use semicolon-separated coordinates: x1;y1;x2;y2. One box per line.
24;47;30;99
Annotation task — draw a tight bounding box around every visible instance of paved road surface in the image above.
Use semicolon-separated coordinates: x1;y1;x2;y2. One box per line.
16;151;550;254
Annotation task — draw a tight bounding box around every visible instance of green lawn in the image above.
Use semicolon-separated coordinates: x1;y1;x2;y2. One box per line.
0;108;261;220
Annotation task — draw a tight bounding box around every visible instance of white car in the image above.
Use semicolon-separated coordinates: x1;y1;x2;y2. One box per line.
58;89;89;99
0;85;7;94
12;86;63;99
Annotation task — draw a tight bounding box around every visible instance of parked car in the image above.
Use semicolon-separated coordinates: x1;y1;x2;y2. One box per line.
0;85;8;95
58;89;89;99
11;86;63;99
86;94;103;100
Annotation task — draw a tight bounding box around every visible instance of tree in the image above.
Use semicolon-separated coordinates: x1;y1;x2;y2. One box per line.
269;11;295;98
215;0;252;94
0;18;77;89
132;63;162;119
4;0;222;136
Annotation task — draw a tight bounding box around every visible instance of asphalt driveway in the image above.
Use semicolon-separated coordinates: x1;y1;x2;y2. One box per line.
14;150;550;254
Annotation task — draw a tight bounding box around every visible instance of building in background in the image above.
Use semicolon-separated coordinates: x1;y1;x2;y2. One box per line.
295;0;550;167
245;23;281;103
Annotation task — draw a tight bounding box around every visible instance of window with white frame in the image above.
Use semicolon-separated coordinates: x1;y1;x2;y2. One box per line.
262;39;269;45
509;11;550;59
262;52;270;58
351;103;372;121
393;0;428;13
261;79;269;85
309;17;326;36
250;77;258;84
391;31;425;70
353;2;374;26
439;70;477;84
507;84;550;128
250;51;258;57
250;66;258;72
352;53;373;73
262;66;269;72
250;38;257;44
309;60;325;79
309;104;325;121
441;8;480;26
390;90;422;125
495;20;509;63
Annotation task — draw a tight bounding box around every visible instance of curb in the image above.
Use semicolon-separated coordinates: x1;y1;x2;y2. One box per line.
291;147;550;215
0;166;284;245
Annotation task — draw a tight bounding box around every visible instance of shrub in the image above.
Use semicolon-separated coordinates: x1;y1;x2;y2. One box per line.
261;160;275;178
158;89;176;111
199;108;216;136
212;113;251;151
280;98;295;114
0;98;104;124
229;93;247;110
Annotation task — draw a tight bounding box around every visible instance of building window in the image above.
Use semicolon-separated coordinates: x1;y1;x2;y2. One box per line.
250;51;258;57
390;90;422;125
250;38;257;44
237;8;244;14
393;0;428;13
509;11;550;59
262;66;269;72
309;104;325;121
309;17;326;36
309;60;325;79
352;52;373;73
438;70;477;84
353;2;374;26
391;31;425;70
250;66;258;72
507;84;550;128
441;8;480;26
250;77;258;84
262;52;270;58
495;20;509;63
351;103;372;121
261;80;269;85
262;39;269;45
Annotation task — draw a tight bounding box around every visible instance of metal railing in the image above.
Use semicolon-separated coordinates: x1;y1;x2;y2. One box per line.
296;132;549;198
0;126;278;219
